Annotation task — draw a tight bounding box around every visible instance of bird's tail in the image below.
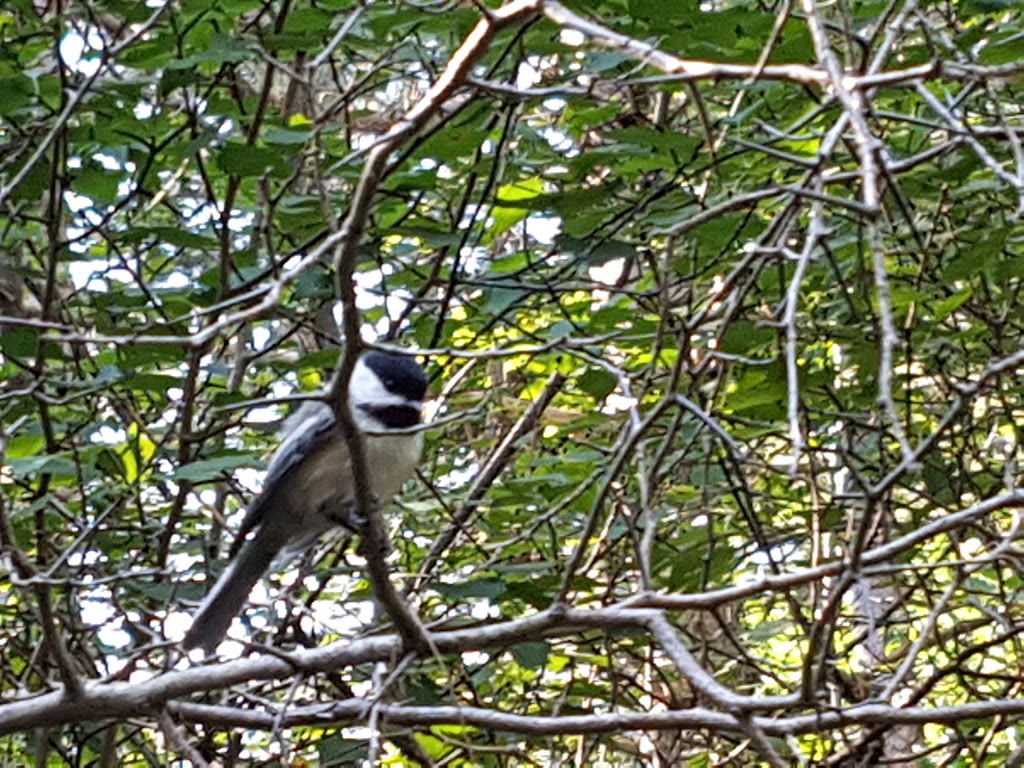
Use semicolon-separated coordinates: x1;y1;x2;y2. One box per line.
182;532;281;653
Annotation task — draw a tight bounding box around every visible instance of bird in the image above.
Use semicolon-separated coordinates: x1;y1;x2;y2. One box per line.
182;350;428;653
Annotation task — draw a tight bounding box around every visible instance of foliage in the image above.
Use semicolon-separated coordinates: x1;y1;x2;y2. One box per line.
3;0;1024;765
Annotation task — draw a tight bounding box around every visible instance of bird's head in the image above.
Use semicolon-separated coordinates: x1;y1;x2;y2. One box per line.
350;351;427;432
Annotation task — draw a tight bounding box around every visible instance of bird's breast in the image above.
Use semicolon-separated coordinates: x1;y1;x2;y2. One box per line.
365;431;424;500
290;430;422;516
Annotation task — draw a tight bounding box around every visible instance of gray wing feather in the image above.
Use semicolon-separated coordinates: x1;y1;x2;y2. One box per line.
230;403;336;557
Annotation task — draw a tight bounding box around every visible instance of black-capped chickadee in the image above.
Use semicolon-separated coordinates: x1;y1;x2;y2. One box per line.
182;351;428;653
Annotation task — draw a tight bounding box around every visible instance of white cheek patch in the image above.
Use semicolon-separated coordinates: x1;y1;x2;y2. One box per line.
349;360;414;410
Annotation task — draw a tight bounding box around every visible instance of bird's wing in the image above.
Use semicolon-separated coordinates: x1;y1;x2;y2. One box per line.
229;402;337;557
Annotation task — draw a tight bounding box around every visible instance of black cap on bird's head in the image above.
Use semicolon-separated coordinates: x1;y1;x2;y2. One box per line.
362;350;428;402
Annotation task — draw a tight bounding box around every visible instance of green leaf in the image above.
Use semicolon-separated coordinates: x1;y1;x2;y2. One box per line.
629;0;699;22
262;127;313;145
746;619;792;641
607;125;702;155
317;735;369;765
0;74;33;114
490;177;546;239
216;143;292;177
282;7;333;33
688;212;753;252
720;321;775;355
433;577;507;600
171;453;261;483
482;284;526;315
117;344;187;367
165;34;253;68
122;226;219;249
0;327;39;357
578;367;617;401
75;161;123;203
979;29;1024;63
724;365;786;418
932;289;971;321
4;435;45;459
119;37;176;69
942;251;986;281
8;454;78;479
511;641;550;669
